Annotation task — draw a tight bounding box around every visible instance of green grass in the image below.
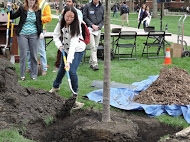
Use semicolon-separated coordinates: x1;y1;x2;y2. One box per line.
0;128;35;142
18;14;190;126
1;13;190;141
43;116;54;126
111;13;190;36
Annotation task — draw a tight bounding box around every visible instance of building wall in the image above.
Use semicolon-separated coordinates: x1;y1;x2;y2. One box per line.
145;0;184;9
126;0;185;9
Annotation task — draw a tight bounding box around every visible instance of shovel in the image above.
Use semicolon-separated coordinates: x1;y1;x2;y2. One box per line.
62;49;77;95
1;1;11;59
9;20;15;64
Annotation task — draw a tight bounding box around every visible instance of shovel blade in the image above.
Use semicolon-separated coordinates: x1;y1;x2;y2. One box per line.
1;48;5;55
10;55;15;64
5;48;11;60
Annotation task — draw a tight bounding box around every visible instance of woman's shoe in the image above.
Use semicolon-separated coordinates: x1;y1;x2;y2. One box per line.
49;87;60;93
21;77;25;81
72;101;84;110
52;67;58;72
25;69;30;73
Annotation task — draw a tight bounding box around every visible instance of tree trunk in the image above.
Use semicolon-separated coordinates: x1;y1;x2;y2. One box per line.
102;0;111;122
59;0;63;13
152;0;158;18
184;0;190;8
129;0;134;12
161;2;164;17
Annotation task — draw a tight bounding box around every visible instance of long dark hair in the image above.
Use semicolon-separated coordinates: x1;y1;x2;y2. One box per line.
60;6;80;38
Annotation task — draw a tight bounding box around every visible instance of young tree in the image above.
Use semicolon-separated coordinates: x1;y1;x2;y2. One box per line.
184;0;190;8
59;0;64;13
102;0;111;122
129;0;134;12
152;0;158;18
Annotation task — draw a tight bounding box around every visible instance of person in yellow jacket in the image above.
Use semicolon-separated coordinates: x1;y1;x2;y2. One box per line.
27;0;52;76
39;0;52;31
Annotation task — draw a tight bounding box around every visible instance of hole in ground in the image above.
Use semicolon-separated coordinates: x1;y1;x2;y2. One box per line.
23;110;182;142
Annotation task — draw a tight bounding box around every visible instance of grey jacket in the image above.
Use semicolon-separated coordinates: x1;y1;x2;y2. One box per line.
83;1;104;29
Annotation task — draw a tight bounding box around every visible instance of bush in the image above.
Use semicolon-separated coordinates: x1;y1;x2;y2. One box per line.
168;7;182;12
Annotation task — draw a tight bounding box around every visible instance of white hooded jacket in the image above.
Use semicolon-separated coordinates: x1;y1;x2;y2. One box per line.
53;21;86;63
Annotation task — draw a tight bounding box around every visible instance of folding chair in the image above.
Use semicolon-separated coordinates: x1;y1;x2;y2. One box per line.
142;31;165;58
114;31;137;60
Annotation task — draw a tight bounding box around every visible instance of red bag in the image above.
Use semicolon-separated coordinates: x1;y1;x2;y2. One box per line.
80;23;90;45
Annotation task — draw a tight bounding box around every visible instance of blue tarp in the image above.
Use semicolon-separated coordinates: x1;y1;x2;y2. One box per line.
86;75;190;124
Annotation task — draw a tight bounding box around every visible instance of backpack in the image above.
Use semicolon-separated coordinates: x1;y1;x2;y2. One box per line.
80;23;90;45
97;43;115;60
123;6;129;13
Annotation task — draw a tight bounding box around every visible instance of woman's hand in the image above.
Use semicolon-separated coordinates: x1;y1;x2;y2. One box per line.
7;2;12;9
40;33;44;39
7;2;12;7
65;62;70;71
92;24;99;31
59;46;64;52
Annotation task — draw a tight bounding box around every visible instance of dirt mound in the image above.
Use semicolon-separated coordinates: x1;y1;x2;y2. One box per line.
0;58;185;141
0;58;75;135
133;67;190;105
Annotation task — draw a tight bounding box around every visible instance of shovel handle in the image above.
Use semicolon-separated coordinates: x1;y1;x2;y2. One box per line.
10;23;14;38
7;13;10;29
62;50;70;79
62;53;69;71
62;49;77;95
7;0;12;28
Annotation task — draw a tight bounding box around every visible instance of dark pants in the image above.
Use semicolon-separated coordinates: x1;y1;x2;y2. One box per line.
53;51;84;93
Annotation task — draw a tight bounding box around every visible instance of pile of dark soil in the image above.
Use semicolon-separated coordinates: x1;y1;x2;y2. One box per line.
133;67;190;105
0;58;188;142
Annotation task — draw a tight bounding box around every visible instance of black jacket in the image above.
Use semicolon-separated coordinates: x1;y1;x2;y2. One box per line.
10;7;43;37
83;1;104;29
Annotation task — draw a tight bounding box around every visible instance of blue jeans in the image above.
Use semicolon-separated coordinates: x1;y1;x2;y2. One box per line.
53;51;84;94
143;20;147;30
27;38;47;71
113;11;118;18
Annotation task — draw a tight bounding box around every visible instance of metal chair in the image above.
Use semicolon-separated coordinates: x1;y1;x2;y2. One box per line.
142;31;165;58
114;31;137;60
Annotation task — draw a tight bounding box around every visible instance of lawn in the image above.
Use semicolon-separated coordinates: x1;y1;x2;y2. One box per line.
1;11;190;141
111;12;190;36
17;12;190;125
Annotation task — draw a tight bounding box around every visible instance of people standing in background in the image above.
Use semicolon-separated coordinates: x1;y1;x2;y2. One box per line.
52;0;83;73
142;6;151;29
83;0;104;71
56;3;59;15
79;4;85;13
134;4;140;14
137;3;146;29
8;0;43;80
120;1;129;26
186;6;189;14
181;6;184;12
112;3;118;18
49;6;85;109
27;0;52;76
